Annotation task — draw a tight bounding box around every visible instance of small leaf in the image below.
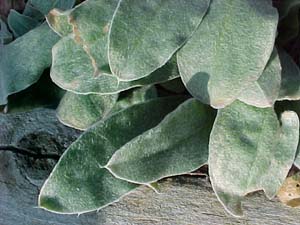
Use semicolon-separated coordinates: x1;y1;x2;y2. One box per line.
6;73;64;113
39;96;185;213
0;19;12;44
29;0;75;15
278;49;300;101
57;85;158;130
7;9;40;37
209;101;299;217
238;48;281;108
277;172;300;208
108;0;210;81
57;92;118;130
107;99;215;184
177;0;278;108
0;23;59;105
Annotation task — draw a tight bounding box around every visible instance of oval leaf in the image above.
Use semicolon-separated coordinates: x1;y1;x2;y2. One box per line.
57;85;157;130
0;23;59;105
107;99;215;184
39;96;186;213
108;0;210;81
209;101;299;217
177;0;278;108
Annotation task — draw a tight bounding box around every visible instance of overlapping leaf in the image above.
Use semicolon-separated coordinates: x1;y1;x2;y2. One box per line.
49;0;180;94
107;99;215;184
39;96;185;213
238;49;281;108
29;0;75;15
0;19;12;44
177;0;278;108
0;23;59;105
108;0;210;81
209;101;299;216
8;9;40;37
57;85;157;130
278;49;300;100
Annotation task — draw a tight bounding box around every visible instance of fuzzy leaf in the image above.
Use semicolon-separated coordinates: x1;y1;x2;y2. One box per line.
7;9;40;37
278;49;300;101
107;99;215;184
0;23;59;105
177;0;278;108
29;0;75;15
46;9;72;36
57;92;118;130
56;86;157;130
39;96;185;213
51;35;179;94
49;0;179;94
238;49;281;108
209;101;299;217
108;0;210;81
0;19;12;44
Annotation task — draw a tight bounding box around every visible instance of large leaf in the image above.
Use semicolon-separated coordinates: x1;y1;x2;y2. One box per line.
39;96;185;213
209;101;299;217
0;23;59;105
108;0;210;81
7;9;40;37
278;49;300;101
107;99;215;184
238;49;281;108
177;0;278;109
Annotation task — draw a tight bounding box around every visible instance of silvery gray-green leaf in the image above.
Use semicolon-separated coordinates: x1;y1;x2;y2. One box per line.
177;0;278;109
39;96;185;214
49;0;180;93
108;0;210;81
275;100;300;168
7;9;40;37
0;23;59;105
209;101;299;217
238;49;281;108
0;19;12;44
278;49;300;101
56;85;157;130
29;0;75;15
51;36;179;94
107;99;215;184
56;92;118;130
